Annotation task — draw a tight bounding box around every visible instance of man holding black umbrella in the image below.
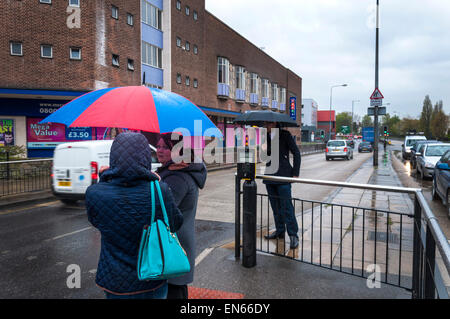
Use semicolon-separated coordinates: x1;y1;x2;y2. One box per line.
263;122;301;249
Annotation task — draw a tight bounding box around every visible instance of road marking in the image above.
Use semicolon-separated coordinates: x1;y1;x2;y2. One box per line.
0;200;60;216
195;247;214;266
45;227;92;242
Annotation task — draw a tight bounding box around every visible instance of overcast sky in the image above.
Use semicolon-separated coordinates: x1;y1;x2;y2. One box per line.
205;0;450;120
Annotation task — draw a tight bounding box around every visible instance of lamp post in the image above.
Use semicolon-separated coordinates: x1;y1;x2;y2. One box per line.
352;100;360;137
329;84;348;141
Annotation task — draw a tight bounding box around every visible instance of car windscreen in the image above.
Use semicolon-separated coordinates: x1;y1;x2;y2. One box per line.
407;139;425;146
328;141;345;147
425;145;450;157
361;142;371;146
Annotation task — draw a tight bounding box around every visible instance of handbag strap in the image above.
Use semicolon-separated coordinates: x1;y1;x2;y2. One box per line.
150;181;170;229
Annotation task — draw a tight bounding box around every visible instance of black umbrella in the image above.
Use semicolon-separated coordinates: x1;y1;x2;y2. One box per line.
233;110;299;127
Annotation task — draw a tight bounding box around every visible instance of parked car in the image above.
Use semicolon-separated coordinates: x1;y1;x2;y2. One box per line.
416;143;450;179
52;140;160;204
358;142;373;153
325;140;353;161
432;149;450;217
410;140;439;169
402;134;426;159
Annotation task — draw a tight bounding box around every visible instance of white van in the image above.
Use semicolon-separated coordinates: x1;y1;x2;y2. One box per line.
402;134;427;159
52;140;160;204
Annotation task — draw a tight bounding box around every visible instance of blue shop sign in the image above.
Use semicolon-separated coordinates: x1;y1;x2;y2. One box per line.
289;97;297;120
0;98;70;117
65;127;92;141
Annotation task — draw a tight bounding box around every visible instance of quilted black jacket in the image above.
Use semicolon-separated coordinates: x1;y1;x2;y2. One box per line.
85;132;183;295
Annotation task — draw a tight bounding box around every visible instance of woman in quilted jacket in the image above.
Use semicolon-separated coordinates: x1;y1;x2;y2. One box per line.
85;132;183;299
156;133;207;299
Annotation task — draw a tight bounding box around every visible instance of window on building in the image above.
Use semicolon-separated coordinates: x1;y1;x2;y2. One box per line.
41;45;53;58
193;45;198;55
69;0;80;7
185;6;190;15
70;47;81;60
235;66;245;90
185;76;190;86
112;54;120;66
280;87;286;104
185;41;190;51
141;1;162;30
176;73;182;84
176;37;182;47
250;73;259;94
112;5;119;19
194;79;198;88
217;57;230;85
176;0;181;10
193;10;198;21
10;42;23;56
127;59;134;71
40;0;51;4
272;83;278;101
112;54;119;67
142;41;162;68
127;13;134;26
261;79;269;98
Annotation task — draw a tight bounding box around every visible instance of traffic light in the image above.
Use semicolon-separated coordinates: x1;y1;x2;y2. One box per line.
383;126;388;137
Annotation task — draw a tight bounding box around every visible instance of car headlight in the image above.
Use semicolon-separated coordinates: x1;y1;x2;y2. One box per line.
425;162;435;168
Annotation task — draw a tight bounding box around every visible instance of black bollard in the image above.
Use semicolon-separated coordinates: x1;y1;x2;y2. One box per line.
242;179;257;268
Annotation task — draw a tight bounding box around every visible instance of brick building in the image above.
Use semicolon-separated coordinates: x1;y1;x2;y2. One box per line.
0;0;302;157
0;0;140;156
317;110;336;141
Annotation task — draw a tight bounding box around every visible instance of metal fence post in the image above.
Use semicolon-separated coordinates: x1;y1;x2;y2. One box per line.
242;179;257;268
424;224;436;299
235;174;241;260
412;195;423;299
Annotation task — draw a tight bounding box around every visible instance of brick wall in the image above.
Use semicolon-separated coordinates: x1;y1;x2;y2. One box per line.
0;0;141;91
170;2;302;122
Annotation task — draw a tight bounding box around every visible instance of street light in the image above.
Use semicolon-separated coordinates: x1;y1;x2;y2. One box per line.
352;100;360;137
329;84;348;140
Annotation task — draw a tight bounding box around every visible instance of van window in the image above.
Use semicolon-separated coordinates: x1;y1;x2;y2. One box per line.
54;148;90;167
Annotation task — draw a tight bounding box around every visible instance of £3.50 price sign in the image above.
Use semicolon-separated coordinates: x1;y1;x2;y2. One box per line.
65;127;92;141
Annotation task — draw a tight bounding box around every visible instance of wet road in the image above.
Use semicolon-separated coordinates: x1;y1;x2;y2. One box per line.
388;140;450;239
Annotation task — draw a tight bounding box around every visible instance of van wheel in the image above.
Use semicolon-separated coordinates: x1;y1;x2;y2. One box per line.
60;199;77;205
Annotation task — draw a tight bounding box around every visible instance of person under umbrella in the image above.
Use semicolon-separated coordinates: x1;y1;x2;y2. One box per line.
263;122;301;249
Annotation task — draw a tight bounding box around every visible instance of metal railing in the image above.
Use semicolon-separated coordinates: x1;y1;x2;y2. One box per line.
235;174;450;299
0;159;52;197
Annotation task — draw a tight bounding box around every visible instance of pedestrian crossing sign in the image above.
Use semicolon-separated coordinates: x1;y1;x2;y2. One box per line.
370;88;384;100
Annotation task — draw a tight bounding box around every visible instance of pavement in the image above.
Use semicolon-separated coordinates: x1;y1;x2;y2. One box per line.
0;147;439;299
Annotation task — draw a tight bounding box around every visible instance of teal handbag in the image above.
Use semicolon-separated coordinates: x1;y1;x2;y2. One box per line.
137;180;190;280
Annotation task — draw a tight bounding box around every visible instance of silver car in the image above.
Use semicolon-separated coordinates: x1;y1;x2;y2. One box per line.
326;140;353;161
417;143;450;179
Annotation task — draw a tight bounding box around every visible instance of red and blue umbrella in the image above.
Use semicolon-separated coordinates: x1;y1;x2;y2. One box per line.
40;86;222;138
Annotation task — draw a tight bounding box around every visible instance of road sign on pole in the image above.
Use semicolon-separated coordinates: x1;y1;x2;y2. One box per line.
370;99;383;107
370;88;384;100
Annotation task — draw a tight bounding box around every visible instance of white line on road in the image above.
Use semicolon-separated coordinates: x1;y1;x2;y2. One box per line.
195;247;214;266
45;227;93;242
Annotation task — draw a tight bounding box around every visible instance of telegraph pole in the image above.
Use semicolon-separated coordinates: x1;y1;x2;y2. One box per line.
373;0;380;167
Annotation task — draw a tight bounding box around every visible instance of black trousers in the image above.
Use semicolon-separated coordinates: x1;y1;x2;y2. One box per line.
167;283;188;299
